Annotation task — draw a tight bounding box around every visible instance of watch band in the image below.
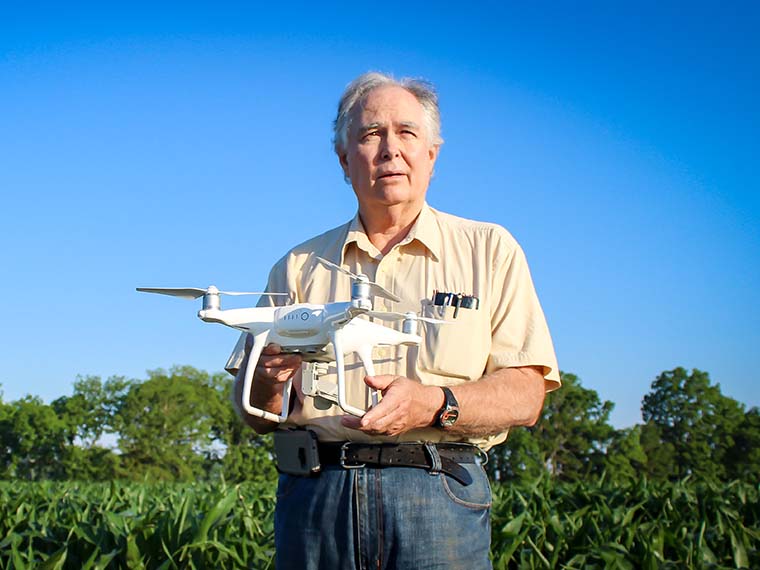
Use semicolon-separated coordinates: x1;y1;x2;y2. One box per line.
435;387;460;428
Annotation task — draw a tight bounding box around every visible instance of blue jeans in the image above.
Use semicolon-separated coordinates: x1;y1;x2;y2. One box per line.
274;462;492;570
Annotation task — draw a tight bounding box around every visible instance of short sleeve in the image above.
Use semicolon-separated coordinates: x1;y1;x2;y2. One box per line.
487;239;560;392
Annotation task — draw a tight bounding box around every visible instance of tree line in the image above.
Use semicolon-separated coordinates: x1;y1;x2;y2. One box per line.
0;366;757;484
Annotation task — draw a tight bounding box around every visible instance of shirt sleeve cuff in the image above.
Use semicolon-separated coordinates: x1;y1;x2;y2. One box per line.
488;351;561;391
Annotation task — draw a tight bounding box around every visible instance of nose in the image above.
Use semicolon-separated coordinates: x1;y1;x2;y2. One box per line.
380;135;400;160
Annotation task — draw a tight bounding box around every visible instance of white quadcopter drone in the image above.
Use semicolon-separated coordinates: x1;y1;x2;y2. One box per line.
137;257;445;423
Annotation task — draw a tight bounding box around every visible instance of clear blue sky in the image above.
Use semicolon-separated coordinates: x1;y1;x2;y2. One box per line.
2;2;758;427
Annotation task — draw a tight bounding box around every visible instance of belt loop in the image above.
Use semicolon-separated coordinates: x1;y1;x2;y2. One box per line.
423;442;442;476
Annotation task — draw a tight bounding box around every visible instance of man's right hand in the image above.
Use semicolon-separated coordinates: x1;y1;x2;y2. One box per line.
235;335;302;432
247;334;303;387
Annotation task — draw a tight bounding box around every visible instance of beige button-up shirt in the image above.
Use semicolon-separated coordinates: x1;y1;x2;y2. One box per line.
226;204;560;450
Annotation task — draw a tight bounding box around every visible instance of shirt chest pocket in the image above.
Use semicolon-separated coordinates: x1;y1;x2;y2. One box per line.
415;301;491;381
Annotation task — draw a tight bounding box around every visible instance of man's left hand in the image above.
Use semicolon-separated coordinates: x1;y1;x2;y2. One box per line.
341;375;444;436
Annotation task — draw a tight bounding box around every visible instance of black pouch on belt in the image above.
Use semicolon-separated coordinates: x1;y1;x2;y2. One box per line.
273;429;321;476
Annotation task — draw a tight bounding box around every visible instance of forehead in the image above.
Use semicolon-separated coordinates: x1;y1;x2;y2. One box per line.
353;85;425;125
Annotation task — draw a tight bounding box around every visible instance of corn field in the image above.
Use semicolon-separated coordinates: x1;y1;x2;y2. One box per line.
1;477;757;569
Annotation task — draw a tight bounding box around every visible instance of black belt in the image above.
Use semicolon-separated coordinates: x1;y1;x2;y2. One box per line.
318;442;478;486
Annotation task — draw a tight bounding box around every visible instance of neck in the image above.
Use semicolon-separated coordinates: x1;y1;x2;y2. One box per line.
358;201;424;256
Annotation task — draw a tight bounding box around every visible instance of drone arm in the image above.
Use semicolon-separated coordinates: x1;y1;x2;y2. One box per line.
240;330;292;424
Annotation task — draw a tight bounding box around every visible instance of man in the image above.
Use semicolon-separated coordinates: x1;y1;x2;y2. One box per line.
226;72;560;569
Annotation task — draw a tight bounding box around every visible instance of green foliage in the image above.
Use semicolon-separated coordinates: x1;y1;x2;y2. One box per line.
3;365;758;486
603;425;648;484
537;372;616;479
489;476;760;569
489;367;759;486
112;367;229;481
0;396;68;480
0;480;277;569
0;366;279;484
642;367;749;482
1;478;757;569
726;408;760;480
488;372;616;482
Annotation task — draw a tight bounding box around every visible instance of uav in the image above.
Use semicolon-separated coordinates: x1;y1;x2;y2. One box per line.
138;257;444;423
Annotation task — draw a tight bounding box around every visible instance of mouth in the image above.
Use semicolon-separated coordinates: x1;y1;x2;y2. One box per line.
377;171;406;180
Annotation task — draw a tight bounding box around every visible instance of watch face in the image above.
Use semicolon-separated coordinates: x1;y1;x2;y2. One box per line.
440;408;459;427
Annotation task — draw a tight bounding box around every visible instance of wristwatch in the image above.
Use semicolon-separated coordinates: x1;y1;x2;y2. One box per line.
435;387;460;428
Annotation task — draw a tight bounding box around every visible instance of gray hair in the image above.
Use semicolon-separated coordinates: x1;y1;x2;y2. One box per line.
333;71;444;155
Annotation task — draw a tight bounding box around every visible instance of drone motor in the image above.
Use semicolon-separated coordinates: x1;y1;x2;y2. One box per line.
202;286;221;311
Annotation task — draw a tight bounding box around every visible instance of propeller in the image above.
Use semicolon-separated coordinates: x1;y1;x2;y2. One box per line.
136;286;289;300
315;257;401;302
366;310;448;325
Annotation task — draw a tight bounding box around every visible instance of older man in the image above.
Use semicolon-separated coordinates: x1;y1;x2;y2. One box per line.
226;72;560;570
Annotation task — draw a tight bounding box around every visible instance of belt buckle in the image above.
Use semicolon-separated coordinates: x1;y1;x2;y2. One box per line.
340;442;365;469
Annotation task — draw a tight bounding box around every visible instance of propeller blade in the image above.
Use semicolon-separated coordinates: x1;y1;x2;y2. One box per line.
366;310;449;325
221;291;290;297
137;287;289;300
315;256;356;278
369;283;401;303
136;287;206;299
315;257;401;303
416;316;450;325
365;310;404;321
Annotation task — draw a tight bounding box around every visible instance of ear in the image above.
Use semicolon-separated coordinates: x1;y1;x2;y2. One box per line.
428;144;440;173
338;152;350;179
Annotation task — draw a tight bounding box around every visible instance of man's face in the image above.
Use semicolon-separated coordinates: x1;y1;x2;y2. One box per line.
339;85;439;215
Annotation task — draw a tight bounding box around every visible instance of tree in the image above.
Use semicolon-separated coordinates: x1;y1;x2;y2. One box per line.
51;375;132;479
603;425;648;484
112;366;231;481
638;422;677;481
725;407;760;480
486;425;544;482
209;373;277;483
488;372;616;481
0;396;68;480
641;367;745;482
537;372;616;480
52;375;111;448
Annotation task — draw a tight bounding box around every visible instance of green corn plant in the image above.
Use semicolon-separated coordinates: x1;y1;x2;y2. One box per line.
1;476;757;569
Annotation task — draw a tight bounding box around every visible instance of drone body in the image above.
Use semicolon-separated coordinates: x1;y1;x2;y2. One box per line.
138;258;443;423
198;300;422;420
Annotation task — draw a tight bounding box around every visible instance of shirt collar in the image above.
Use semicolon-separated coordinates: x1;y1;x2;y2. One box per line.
340;202;441;263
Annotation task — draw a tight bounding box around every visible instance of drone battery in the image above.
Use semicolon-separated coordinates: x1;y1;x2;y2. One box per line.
273;429;321;476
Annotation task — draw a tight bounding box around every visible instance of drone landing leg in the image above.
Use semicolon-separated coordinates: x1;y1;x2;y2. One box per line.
241;330;291;423
329;327;366;417
355;344;379;408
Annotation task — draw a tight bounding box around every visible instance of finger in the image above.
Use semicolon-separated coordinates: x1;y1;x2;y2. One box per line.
261;343;283;355
259;353;302;368
256;360;299;376
341;415;363;430
366;406;405;431
363;374;398;391
359;396;402;429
